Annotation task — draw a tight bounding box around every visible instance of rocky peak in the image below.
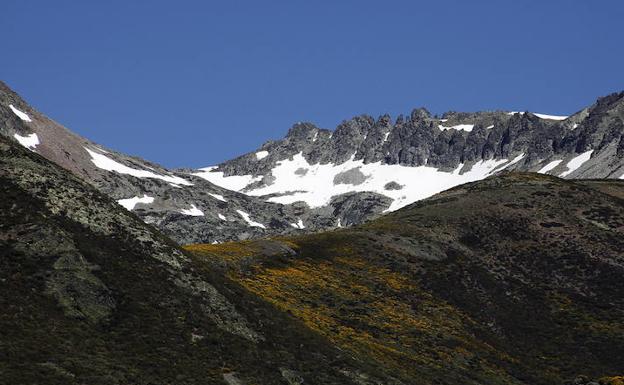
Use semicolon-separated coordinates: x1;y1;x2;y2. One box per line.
409;107;431;121
285;122;320;142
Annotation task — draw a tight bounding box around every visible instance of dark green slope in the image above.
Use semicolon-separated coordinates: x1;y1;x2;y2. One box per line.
0;135;373;385
2;129;623;385
188;173;624;385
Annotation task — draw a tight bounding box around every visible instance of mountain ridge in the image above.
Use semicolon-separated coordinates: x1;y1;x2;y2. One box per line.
2;80;623;245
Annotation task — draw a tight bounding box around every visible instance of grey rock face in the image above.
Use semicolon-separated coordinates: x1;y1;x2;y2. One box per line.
0;135;259;341
333;167;368;185
384;181;403;190
216;93;624;179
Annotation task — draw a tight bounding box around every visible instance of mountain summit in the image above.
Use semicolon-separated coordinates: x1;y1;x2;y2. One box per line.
1;81;623;245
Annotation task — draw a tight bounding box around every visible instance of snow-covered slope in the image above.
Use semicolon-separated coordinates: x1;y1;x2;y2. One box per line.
197;95;624;217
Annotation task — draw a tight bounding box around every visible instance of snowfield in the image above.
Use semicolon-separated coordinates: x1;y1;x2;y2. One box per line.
197;152;527;212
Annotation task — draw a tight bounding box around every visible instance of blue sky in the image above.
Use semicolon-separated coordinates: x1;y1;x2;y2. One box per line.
2;0;623;167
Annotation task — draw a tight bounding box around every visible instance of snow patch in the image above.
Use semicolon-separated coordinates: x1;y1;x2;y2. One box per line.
383;132;391;142
180;204;204;216
13;133;39;150
533;113;568;120
559;150;593;177
218;213;227;221
499;153;525;170
9;104;32;122
537;160;563;174
255;151;269;160
236;210;266;229
290;218;305;229
193;166;262;191
85;148;193;186
508;111;568;120
117;195;154;210
438;124;474;132
208;193;227;202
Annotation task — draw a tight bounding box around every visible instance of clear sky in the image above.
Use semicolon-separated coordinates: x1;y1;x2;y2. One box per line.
2;0;623;168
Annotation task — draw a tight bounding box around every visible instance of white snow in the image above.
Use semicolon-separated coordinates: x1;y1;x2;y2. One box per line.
533;113;568;120
486;125;494;129
290;218;305;229
312;132;318;142
13;132;39;150
383;132;391;142
239;152;517;212
438;124;474;132
438;119;448;122
193;166;262;191
209;193;227;202
180;204;204;216
559;150;593;177
218;213;227;221
236;210;266;229
85;147;192;185
537;160;563;174
9;104;32;122
499;153;526;170
507;111;568;121
255;151;269;160
117;195;154;210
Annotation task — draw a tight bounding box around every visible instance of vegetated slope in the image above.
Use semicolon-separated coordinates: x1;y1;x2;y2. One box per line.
0;135;391;385
186;172;624;385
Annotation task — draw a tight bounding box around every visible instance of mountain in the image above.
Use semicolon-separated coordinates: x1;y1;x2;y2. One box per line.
0;133;386;384
187;172;624;385
0;81;319;244
202;94;624;214
3;130;623;384
2;81;623;245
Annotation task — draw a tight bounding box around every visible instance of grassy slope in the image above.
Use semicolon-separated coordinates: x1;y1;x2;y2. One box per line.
186;173;624;385
0;136;373;385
